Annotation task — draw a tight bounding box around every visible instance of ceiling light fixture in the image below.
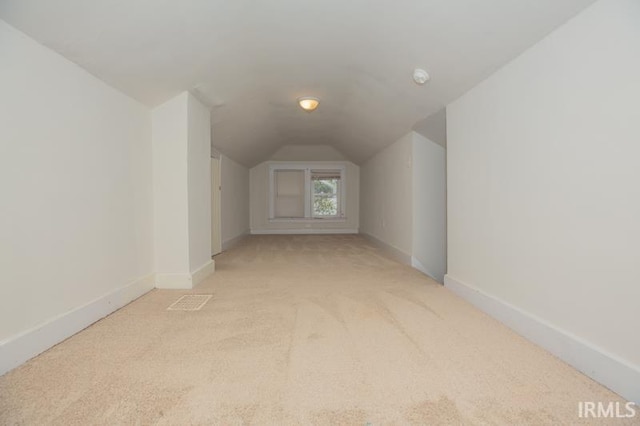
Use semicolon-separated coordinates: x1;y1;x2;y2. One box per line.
298;97;320;112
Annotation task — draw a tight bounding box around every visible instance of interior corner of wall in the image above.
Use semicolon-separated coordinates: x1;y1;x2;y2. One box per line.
410;256;442;283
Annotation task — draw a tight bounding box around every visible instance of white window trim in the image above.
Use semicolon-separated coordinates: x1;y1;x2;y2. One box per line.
268;162;347;221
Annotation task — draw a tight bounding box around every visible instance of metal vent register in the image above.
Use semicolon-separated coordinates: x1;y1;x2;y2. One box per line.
167;294;212;311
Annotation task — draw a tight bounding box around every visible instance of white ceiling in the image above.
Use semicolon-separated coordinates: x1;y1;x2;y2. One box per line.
0;0;596;166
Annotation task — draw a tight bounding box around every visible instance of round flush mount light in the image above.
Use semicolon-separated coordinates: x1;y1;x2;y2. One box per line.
413;68;430;85
298;97;320;112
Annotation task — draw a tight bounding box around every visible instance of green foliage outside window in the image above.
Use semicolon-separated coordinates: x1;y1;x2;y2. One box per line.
313;179;338;216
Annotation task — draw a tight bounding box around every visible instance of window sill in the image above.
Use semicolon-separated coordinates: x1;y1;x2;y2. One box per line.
268;217;347;223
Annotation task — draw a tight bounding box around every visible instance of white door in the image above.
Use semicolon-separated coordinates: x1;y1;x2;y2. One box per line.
211;157;222;256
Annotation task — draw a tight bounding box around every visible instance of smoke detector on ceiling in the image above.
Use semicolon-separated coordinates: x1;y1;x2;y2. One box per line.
413;68;430;85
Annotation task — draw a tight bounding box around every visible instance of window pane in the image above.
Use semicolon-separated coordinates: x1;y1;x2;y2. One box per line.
274;170;305;218
312;175;339;217
313;194;337;216
313;178;337;195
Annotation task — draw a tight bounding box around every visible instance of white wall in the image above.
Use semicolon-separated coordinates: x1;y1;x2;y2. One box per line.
269;144;348;162
152;93;190;277
360;131;447;282
0;20;154;372
221;154;250;247
446;0;640;402
412;133;447;283
360;132;414;257
413;108;447;148
187;94;212;273
152;91;213;288
250;160;359;233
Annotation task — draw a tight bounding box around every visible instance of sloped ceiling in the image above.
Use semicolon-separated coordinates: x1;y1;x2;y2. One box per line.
0;0;596;166
413;109;447;148
269;145;348;162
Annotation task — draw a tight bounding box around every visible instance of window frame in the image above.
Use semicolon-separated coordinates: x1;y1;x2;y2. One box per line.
311;171;341;219
268;162;347;221
272;169;306;219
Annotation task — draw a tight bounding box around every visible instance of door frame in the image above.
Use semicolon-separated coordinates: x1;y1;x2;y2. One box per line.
211;156;222;256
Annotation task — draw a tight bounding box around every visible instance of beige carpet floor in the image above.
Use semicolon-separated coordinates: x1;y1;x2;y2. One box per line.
0;235;633;425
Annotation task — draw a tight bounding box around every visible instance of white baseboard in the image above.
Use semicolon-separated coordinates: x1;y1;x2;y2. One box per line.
191;259;215;286
444;274;640;404
155;272;193;289
156;260;215;289
250;228;358;235
360;232;412;265
222;232;249;251
0;273;155;377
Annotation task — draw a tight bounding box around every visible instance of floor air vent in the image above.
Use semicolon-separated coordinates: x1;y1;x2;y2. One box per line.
167;294;212;311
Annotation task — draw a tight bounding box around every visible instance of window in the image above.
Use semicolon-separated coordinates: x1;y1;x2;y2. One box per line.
312;170;340;217
274;170;305;218
269;163;346;220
